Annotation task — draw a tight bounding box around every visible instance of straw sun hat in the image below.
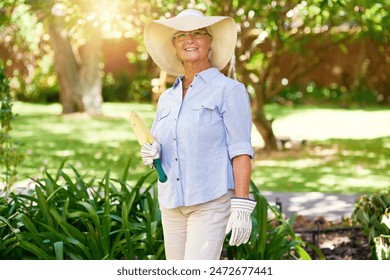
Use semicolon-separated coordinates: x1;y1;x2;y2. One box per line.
144;9;237;76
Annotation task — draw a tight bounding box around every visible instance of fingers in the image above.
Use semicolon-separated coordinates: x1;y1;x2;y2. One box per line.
142;157;154;166
229;228;250;246
141;143;158;155
141;142;160;166
226;211;253;246
242;228;251;244
229;228;240;246
151;141;161;152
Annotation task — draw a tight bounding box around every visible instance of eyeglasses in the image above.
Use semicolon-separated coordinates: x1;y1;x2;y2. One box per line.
172;30;211;42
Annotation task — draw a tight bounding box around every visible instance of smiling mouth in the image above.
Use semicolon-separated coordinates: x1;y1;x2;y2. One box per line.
185;47;198;51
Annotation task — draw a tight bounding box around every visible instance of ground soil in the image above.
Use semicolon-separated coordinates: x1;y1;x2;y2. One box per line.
293;215;372;260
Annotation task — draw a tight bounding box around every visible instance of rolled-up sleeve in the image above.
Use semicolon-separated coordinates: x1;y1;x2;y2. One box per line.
222;83;254;159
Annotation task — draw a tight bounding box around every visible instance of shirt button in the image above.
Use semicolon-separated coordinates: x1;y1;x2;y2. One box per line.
175;158;178;161
176;178;180;181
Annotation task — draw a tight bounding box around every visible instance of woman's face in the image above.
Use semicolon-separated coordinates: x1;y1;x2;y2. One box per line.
172;29;212;66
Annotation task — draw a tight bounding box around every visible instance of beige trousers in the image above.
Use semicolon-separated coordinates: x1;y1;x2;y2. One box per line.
160;191;233;260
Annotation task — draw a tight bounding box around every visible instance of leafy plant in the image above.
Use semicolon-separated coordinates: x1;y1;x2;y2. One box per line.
374;209;390;260
0;63;25;191
1;160;321;260
0;160;164;260
224;181;324;260
352;188;390;259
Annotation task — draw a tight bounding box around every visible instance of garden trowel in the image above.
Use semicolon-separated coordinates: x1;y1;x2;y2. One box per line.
129;111;167;183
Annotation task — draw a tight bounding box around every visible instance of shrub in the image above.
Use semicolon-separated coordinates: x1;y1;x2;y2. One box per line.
352;188;390;259
0;162;317;260
374;209;390;260
274;82;380;106
0;63;25;191
0;160;164;260
102;72;152;103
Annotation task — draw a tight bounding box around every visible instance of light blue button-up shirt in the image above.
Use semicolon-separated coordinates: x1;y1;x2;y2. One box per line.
151;68;254;209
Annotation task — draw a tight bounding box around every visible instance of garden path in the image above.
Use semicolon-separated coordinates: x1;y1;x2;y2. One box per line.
262;191;361;221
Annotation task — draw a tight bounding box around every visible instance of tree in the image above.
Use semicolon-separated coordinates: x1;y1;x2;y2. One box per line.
189;0;389;150
2;0;388;142
24;0;108;114
25;0;165;114
1;0;165;114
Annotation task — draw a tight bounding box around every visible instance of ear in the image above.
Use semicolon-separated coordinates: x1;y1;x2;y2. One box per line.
208;48;212;60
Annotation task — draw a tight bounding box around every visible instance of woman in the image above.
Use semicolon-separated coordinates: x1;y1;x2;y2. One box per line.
141;9;257;260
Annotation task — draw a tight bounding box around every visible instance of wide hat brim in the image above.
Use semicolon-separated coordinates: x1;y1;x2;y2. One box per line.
144;9;237;76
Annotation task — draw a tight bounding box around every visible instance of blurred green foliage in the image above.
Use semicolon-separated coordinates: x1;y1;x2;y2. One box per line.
102;72;152;103
1;0;389;107
0;63;25;191
274;82;380;106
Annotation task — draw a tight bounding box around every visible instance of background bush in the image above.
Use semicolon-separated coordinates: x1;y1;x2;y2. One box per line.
274;82;381;106
0;63;25;191
102;72;152;103
352;188;390;259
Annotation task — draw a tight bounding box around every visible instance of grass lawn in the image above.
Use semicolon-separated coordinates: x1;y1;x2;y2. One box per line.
9;102;390;195
10;102;156;187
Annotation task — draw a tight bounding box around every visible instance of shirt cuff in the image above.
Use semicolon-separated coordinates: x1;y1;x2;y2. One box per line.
228;142;254;159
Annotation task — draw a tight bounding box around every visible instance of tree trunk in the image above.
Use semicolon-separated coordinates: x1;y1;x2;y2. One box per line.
48;23;83;113
47;21;103;115
79;22;103;115
251;89;278;151
235;65;279;151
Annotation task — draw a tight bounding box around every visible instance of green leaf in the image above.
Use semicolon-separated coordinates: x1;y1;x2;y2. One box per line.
19;240;54;260
121;158;132;182
35;185;54;227
54;241;64;260
0;215;19;234
49;208;86;242
77;201;102;236
306;243;326;260
382;212;390;230
294;245;312;260
121;200;134;259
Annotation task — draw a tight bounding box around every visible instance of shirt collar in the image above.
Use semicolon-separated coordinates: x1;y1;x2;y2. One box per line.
173;67;220;90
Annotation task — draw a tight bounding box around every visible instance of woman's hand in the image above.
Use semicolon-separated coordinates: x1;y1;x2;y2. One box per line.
141;141;161;168
225;197;257;246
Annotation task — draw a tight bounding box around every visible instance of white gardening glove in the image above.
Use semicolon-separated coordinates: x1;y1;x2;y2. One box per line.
140;141;161;167
225;197;257;246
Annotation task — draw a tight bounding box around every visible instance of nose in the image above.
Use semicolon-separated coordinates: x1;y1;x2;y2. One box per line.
184;36;195;44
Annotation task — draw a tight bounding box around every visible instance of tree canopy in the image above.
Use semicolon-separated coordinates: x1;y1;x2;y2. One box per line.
1;0;389;149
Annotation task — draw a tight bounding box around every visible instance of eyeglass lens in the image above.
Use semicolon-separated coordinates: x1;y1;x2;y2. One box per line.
173;30;210;41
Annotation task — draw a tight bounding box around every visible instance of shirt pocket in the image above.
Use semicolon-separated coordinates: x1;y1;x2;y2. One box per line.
154;109;171;134
191;103;217;124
